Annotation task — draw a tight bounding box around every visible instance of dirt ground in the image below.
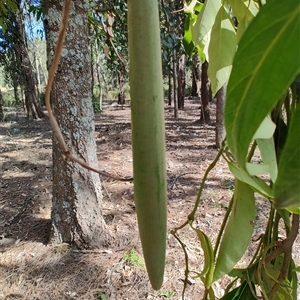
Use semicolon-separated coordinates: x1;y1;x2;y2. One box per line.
0;99;299;300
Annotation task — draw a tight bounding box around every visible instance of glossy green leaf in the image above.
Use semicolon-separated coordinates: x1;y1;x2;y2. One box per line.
193;227;214;288
225;0;300;168
274;104;300;211
228;162;273;198
208;6;236;96
213;180;255;282
192;0;221;50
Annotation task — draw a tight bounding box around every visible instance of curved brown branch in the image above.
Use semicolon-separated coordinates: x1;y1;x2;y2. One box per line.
44;0;132;182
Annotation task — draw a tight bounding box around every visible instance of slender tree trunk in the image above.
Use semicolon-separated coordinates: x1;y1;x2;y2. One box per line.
0;87;4;121
96;59;103;111
173;50;178;118
168;66;173;106
215;84;226;148
192;53;201;97
34;50;41;98
117;69;125;105
200;60;211;124
177;54;186;109
90;42;95;100
12;71;21;105
15;2;45;119
43;0;108;248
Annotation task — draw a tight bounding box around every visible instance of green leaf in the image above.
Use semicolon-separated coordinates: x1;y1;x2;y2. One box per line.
159;291;175;298
225;0;300;168
252;116;276;140
288;259;298;300
183;1;202;56
213;180;255;282
220;281;257;300
262;265;293;300
227;0;258;22
227;0;259;41
246;138;277;182
228;162;273;198
193;227;215;288
192;0;221;50
274;104;300;210
294;266;300;272
278;209;291;230
183;16;196;56
184;0;203;15
207;6;236;96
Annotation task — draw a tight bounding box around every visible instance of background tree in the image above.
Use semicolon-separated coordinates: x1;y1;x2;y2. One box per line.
0;0;45;118
89;0;128;105
0;86;3;120
200;60;210;123
215;84;226;148
43;0;108;248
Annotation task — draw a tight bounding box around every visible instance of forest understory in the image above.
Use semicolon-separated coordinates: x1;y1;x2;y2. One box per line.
0;99;299;300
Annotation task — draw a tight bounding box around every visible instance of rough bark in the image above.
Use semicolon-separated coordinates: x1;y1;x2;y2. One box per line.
177;54;186;109
43;0;108;248
200;60;211;124
215;84;226;148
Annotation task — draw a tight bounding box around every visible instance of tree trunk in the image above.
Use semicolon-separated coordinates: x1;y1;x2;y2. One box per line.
117;70;125;105
173;50;178;118
43;0;108;248
177;54;186;109
96;60;103;111
192;53;201;97
12;71;21;105
215;84;226;148
15;2;45;119
168;67;173;106
0;87;4;121
200;60;211;124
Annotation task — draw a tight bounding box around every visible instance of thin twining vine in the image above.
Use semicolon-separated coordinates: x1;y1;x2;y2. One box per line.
44;0;132;182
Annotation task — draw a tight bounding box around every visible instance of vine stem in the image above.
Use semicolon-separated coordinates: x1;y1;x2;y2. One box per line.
188;142;225;221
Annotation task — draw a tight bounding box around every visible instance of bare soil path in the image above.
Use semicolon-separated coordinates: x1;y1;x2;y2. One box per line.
0;100;299;299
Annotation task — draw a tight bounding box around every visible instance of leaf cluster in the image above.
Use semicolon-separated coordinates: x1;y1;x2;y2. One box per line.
174;0;300;298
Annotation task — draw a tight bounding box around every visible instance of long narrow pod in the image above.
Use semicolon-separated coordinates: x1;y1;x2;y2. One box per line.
127;0;167;290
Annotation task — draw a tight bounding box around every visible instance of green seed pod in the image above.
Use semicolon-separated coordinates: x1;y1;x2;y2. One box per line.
128;0;167;290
